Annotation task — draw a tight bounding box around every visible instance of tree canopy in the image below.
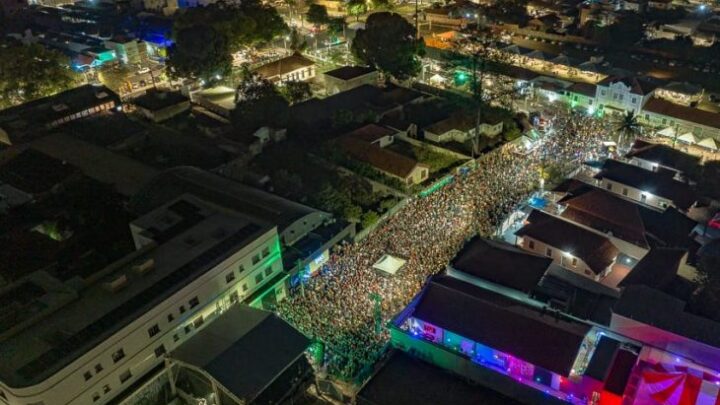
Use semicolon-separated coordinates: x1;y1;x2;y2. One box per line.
168;0;287;79
0;40;80;109
231;70;289;136
347;0;368;20
351;12;424;80
167;24;232;80
306;4;330;26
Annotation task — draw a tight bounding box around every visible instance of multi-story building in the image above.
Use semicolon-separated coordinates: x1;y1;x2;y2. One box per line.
595;76;659;116
0;195;284;405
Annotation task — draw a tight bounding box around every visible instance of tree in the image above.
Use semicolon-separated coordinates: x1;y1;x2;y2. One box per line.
280;80;312;104
0;40;81;109
347;0;368;21
173;1;287;54
288;28;308;52
361;210;380;228
351;12;424;80
327;17;346;37
369;0;392;11
231;70;289;136
615;111;641;151
306;4;330;26
167;24;232;80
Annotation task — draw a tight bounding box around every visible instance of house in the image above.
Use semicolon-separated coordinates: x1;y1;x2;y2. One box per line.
167;305;312;405
253;53;315;84
130;89;191;123
290;84;427;130
346;123;397;148
339;135;430;186
516;209;620;280
654;82;704;107
0;148;79;200
104;35;148;65
595;76;659;116
625;140;701;177
0;84;120;145
323;65;378;95
424;112;504;144
593;159;697;211
191;85;236;118
640;97;720;142
422;7;470;29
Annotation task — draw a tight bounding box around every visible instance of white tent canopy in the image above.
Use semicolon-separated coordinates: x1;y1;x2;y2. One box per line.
677;132;697;144
657;127;677;138
698;137;719;150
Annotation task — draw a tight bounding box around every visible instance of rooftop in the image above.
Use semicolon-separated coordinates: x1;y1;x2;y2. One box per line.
171;305;309;402
411;275;591;376
130;166;329;233
0;148;77;194
626;140;701;174
643;97;720;130
516;209;620;274
0;195;269;388
568;82;597;98
450;237;551;292
130;89;189;111
357;351;523;405
618;248;686;290
346;123;396;143
339;136;428;178
612;285;720;367
254;53;314;81
556;182;696;248
0;84;120;143
595;159;696;210
324;65;376;81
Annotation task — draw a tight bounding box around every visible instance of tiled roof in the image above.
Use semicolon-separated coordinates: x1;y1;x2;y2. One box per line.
346;123;396;143
626;141;700;174
451;237;550;292
516;209;620;273
413;275;590;376
339;136;427;178
595;159;696;210
253;53;314;80
642;97;720;130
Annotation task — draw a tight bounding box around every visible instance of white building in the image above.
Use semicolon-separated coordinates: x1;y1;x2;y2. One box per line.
0;195;285;405
595;76;659;116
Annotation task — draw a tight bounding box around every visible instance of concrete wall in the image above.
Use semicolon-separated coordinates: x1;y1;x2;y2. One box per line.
518;235;608;280
598;178;675;210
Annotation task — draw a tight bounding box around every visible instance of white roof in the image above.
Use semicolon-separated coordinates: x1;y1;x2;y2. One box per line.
372;254;406;276
656;127;677;137
698;137;718;150
677;132;697;144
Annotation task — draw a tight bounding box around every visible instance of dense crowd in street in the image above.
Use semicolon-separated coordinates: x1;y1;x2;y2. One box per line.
277;109;613;380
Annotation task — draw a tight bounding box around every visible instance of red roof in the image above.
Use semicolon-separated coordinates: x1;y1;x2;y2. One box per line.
339;136;427;178
642;97;720;130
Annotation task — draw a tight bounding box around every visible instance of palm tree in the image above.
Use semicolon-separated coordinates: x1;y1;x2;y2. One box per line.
616;111;641;152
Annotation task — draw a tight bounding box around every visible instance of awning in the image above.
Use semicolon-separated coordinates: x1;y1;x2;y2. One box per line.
698;137;718;150
656;127;676;138
677;132;697;144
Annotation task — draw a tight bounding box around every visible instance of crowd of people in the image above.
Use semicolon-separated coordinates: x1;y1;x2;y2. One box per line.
277;109;613;381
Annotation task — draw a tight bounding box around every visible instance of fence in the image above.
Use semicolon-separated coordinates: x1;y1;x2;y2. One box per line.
354;198;409;242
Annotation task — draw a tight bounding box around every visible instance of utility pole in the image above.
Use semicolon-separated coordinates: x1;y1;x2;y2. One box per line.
415;0;420;39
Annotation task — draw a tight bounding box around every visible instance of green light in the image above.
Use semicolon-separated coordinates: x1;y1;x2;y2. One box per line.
454;70;468;85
